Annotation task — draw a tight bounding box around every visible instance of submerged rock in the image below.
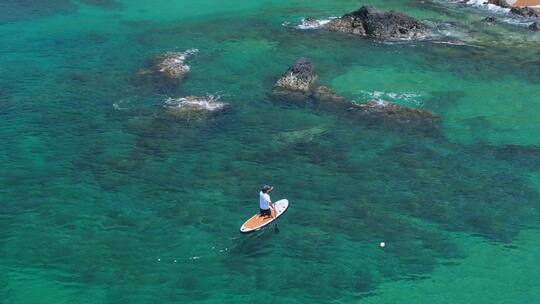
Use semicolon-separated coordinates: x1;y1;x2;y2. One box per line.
510;7;540;18
529;21;540;30
482;16;498;23
274;126;329;145
349;99;439;124
163;95;229;119
324;6;430;39
273;58;318;101
314;86;347;104
81;0;122;9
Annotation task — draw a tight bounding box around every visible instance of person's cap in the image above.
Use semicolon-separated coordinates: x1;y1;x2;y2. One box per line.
262;185;272;192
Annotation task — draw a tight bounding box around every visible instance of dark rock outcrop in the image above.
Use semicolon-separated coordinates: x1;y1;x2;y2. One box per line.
487;0;510;8
273;58;351;105
324;6;430;39
273;58;318;101
529;21;540;30
348;99;439;124
163;95;229;119
510;7;540;18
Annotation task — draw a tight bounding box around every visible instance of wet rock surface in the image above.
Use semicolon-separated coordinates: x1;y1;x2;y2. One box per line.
274;57;317;92
324;5;431;39
273;57;318;101
154;49;198;79
132;49;198;92
529;21;540;30
272;58;351;106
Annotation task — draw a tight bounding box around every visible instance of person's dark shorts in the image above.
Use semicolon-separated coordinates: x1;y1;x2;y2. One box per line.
260;208;271;216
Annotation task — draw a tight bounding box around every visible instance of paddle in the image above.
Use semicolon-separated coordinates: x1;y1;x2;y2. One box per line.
271;204;279;233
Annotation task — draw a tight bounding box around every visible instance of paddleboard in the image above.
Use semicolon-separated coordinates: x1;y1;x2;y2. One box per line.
240;199;289;233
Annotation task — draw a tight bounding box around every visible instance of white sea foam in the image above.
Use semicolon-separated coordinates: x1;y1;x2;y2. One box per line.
462;0;511;12
356;91;424;107
164;95;227;112
432;40;470;46
185;48;199;55
168;49;198;62
296;17;335;29
282;17;336;29
373;99;390;107
453;0;510;13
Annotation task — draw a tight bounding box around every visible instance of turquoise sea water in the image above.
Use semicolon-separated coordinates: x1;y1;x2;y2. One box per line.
1;0;540;303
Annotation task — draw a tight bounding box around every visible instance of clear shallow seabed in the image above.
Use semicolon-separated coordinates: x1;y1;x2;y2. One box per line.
1;0;540;303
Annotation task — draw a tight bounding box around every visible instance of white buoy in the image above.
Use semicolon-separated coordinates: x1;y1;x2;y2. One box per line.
174;260;177;263
157;258;161;262
379;242;386;248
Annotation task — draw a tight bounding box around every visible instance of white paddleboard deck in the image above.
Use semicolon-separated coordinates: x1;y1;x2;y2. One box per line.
240;199;289;233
